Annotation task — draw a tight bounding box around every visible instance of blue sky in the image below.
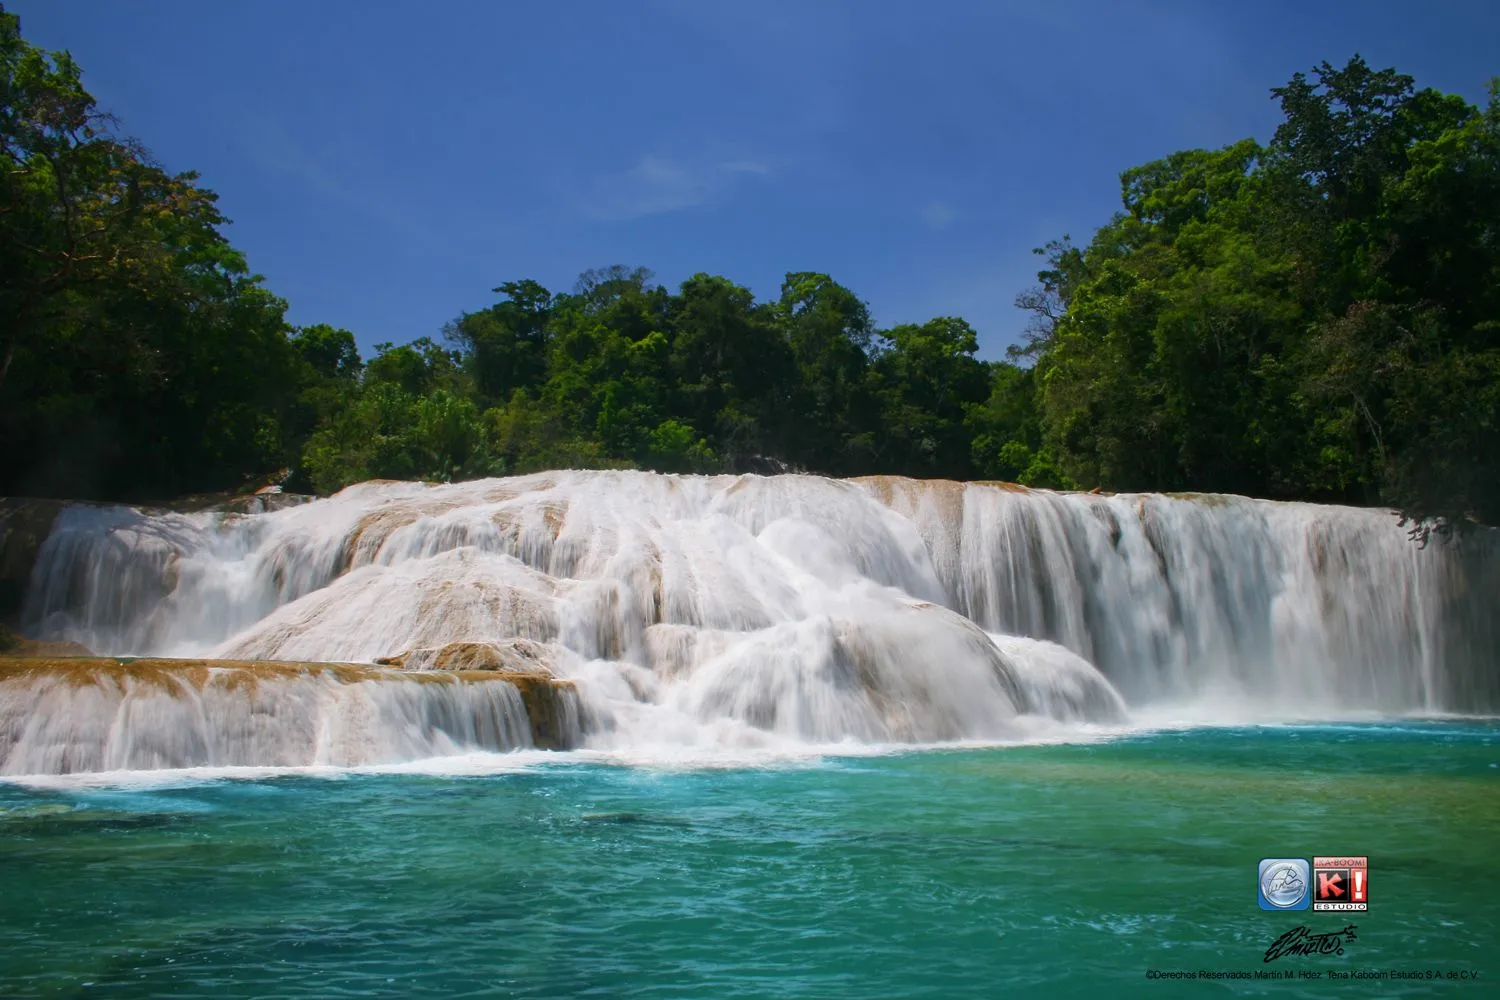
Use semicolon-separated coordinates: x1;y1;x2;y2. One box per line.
11;0;1498;359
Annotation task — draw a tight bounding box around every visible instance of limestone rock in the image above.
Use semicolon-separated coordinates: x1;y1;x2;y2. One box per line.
372;640;579;748
0;624;93;658
0;655;583;767
375;638;558;675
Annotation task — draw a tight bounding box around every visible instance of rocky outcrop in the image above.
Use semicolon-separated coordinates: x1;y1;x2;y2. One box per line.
160;490;316;515
373;641;580;749
375;638;560;673
492;670;580;750
0;656;417;690
0;624;92;658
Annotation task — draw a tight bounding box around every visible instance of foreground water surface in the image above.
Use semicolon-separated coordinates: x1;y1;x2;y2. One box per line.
1;721;1496;999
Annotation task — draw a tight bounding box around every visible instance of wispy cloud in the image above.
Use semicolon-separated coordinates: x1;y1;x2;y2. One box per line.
581;154;770;221
921;201;956;231
234;114;444;249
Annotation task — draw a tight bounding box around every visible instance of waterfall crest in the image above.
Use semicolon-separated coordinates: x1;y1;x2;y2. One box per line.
10;471;1497;772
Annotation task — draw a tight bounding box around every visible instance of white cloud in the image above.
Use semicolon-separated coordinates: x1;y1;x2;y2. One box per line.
921;201;957;231
582;154;771;221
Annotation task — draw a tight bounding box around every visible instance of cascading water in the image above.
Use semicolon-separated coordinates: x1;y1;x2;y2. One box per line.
0;661;548;775
8;471;1497;774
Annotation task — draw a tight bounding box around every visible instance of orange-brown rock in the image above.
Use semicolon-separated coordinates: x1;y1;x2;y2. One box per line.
375;638;557;674
372;640;578;748
0;655;580;750
0;629;94;658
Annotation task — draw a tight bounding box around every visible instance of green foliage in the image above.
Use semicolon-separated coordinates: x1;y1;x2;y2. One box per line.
871;317;990;478
443;279;551;406
291;324;360;383
966;364;1072;488
668;273;793;465
299;383;499;493
0;5;300;499
364;337;466;397
777;272;881;472
1023;56;1499;532
0;10;1490;537
645;419;717;474
485;391;632;477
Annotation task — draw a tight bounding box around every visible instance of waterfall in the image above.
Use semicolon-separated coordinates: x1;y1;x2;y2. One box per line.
863;478;1498;711
8;471;1497;773
0;661;545;775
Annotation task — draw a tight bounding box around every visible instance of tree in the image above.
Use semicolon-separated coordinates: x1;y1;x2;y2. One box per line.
1020;55;1498;532
669;273;792;467
870;317;989;478
0;6;304;499
1297;82;1500;533
776;272;881;472
7;9;1490;531
291;324;360;383
965;363;1071;487
1011;238;1085;362
444;280;552;406
364;337;466;397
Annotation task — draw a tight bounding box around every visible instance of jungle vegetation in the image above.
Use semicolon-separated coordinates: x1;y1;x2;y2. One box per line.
2;7;1495;535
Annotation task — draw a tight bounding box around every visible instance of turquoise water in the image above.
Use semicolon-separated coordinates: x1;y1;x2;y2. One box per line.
1;722;1497;999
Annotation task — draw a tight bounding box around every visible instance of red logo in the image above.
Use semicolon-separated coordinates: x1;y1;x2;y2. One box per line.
1317;870;1347;899
1313;856;1368;911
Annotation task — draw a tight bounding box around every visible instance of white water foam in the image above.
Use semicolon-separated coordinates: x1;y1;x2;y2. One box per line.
10;471;1497;775
0;726;1139;791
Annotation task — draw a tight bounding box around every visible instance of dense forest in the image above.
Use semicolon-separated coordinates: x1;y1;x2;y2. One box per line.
2;7;1495;535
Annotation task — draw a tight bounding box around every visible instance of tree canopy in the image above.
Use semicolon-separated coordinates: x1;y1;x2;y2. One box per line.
0;6;1492;538
1022;57;1499;536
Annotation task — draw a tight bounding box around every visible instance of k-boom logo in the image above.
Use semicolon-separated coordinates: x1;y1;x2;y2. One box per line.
1313;856;1368;912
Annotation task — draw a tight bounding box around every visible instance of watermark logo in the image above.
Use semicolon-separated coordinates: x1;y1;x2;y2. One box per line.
1258;858;1311;910
1313;856;1368;912
1263;924;1358;962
